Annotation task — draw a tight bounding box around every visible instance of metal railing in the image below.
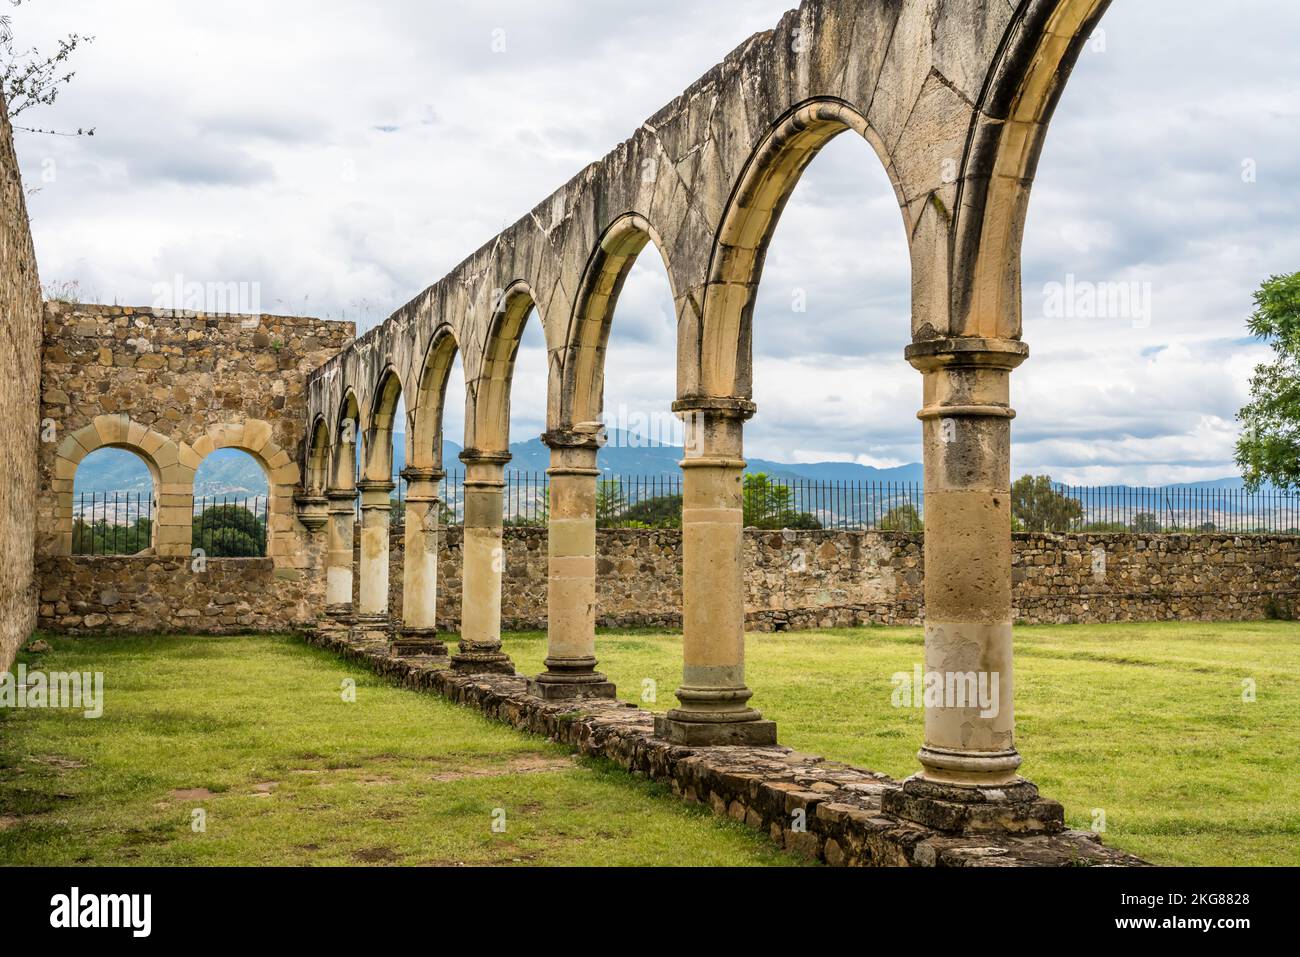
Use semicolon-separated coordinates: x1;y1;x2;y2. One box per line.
72;491;154;556
192;495;270;557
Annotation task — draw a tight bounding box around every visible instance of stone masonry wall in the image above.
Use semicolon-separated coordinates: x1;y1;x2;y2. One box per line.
38;524;1300;636
366;527;1296;634
0;95;44;670
34;303;355;634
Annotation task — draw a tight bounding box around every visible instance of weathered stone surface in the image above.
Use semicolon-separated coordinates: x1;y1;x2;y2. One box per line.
301;625;1146;868
0;93;42;674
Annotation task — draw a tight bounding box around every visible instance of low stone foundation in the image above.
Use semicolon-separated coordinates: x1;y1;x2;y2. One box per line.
304;626;1147;867
36;555;324;634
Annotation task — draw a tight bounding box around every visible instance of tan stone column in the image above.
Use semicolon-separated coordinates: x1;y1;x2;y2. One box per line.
450;450;515;674
392;467;449;659
527;428;615;699
882;337;1063;834
654;398;775;746
355;479;394;635
324;490;357;625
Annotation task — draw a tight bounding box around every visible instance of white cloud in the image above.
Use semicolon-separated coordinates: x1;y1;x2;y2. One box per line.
11;0;1297;482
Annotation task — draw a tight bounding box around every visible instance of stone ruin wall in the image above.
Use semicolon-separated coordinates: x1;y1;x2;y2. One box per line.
38;525;1299;636
0;97;44;671
33;302;355;633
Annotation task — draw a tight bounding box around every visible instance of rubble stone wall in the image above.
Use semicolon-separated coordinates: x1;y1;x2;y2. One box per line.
0;98;44;670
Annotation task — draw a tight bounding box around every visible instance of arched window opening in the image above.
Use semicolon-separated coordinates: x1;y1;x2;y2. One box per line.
440;350;467;526
192;448;270;557
72;447;157;556
746;131;915;531
592;239;682;529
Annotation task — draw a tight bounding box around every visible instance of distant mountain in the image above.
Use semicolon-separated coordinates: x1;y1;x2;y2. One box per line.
74;429;1259;499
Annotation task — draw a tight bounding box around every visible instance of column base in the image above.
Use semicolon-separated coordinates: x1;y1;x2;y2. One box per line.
450;642;515;675
881;776;1065;836
390;627;449;660
654;710;778;747
526;674;617;701
352;614;391;645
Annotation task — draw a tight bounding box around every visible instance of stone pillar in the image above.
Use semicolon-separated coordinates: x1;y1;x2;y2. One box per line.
527;428;615;700
450;450;515;674
654;398;775;746
392;467;449;659
355;479;394;636
324;490;357;626
882;337;1063;835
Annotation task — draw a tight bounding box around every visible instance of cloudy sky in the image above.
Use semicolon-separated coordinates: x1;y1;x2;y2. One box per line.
12;0;1300;484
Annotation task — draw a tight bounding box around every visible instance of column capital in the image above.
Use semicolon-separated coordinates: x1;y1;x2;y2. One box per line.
904;336;1029;373
357;479;395;510
541;422;605;451
671;395;757;420
326;489;358;513
399;466;446;484
459;448;512;466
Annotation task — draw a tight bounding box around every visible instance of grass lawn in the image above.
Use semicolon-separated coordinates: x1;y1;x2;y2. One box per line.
0;634;797;867
503;620;1300;867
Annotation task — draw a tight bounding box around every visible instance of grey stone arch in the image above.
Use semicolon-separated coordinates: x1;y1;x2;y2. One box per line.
331;388;362;493
303;414;331;496
554;212;680;432
465;279;548;457
946;0;1113;342
360;364;404;485
687;96;911;403
407;323;462;473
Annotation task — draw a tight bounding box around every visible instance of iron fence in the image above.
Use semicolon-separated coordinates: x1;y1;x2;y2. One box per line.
72;491;155;556
192;495;270;557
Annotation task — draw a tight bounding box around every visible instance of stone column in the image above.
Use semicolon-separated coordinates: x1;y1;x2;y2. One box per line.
392;467;449;659
450;450;515;674
882;337;1063;835
527;428;615;700
324;490;357;626
654;398;775;746
355;479;395;637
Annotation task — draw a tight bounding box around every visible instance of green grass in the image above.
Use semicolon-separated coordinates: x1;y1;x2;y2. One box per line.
0;634;797;867
502;620;1300;866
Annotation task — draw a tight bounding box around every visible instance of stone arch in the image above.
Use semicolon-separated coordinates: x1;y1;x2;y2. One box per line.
191;420;300;565
331;389;361;491
409;326;460;471
361;365;403;483
468;280;541;455
51;414;190;557
691;98;907;401
559;213;677;430
951;0;1111;340
304;415;330;495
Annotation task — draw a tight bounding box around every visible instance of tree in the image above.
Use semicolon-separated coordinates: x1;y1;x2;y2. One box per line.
72;516;151;555
878;503;922;532
1235;272;1300;490
1130;512;1162;534
595;480;627;527
1010;474;1083;532
742;473;822;530
1;2;96;134
194;504;266;557
620;493;681;528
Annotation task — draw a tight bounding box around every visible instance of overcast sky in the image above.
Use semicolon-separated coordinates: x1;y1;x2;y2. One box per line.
12;0;1300;484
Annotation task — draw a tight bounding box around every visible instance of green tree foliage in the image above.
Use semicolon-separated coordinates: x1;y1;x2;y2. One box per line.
1010;474;1083;532
595;480;627;527
1235;272;1300;490
619;493;682;529
1130;512;1163;534
194;504;266;557
742;473;822;530
71;517;152;555
877;503;922;532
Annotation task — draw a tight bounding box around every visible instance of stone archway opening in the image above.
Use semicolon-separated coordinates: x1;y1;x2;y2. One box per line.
192;447;271;558
71;446;158;556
